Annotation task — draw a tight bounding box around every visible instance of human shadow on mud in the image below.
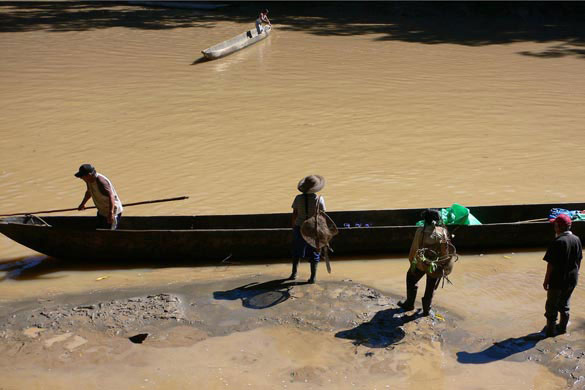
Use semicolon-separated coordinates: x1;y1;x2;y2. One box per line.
335;308;418;348
213;278;306;309
456;332;546;364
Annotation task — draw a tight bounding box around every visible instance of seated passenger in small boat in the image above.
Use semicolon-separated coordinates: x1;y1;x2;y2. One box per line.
256;9;271;34
74;164;123;230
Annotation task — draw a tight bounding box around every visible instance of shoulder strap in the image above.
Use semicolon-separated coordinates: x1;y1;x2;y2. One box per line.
314;195;321;250
304;194;309;221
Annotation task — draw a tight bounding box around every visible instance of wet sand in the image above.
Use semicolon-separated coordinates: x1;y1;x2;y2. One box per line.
1;255;584;389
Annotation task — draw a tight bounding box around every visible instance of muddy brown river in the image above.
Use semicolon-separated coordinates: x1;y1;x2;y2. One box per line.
1;3;585;389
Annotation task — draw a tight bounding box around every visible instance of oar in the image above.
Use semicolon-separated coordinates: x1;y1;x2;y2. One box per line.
0;196;189;217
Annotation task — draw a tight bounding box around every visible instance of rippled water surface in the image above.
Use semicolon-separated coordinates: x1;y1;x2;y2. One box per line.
2;5;585;260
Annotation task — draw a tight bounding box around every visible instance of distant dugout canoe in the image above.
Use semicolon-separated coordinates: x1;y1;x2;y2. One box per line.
1;202;584;263
201;25;271;60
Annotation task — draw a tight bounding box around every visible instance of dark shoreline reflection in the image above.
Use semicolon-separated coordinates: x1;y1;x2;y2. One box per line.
0;2;583;61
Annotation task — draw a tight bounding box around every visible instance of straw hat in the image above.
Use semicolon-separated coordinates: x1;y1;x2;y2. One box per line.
297;175;325;194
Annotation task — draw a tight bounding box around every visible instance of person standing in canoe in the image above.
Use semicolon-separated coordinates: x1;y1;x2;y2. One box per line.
289;175;326;284
75;164;123;230
398;209;455;316
542;214;582;337
256;9;271;34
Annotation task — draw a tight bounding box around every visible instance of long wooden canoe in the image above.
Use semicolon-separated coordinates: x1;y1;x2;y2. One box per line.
1;202;584;262
201;25;271;60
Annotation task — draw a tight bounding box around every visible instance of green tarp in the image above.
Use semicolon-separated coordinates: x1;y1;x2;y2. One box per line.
416;203;482;226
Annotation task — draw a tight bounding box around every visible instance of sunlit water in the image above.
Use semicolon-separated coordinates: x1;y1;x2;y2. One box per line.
2;6;585;259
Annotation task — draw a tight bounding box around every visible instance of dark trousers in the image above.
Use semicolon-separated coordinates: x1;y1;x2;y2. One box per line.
545;286;575;322
96;212;122;230
292;226;320;263
407;267;440;308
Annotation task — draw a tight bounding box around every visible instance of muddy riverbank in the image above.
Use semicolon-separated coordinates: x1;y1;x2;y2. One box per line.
0;270;583;389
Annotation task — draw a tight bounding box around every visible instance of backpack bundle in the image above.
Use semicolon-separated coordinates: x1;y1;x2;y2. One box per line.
300;195;338;273
411;225;458;285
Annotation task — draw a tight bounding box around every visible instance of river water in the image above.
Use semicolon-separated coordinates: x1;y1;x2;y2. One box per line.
1;3;584;389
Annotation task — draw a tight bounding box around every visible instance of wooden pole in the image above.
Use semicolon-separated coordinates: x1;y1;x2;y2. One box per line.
512;218;549;223
0;196;189;217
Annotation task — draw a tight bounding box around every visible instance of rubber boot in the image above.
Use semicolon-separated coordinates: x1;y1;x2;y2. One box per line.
288;258;299;280
545;319;556;338
421;297;432;317
557;314;569;335
308;262;318;284
398;284;417;311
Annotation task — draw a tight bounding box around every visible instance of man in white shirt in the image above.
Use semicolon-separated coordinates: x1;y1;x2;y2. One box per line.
75;164;123;230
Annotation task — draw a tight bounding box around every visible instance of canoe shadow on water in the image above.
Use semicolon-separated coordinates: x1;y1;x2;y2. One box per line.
213;278;307;310
335;308;418;348
191;56;210;65
0;255;229;282
0;255;67;281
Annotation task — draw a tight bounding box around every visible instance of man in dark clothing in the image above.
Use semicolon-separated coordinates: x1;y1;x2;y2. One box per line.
542;214;582;337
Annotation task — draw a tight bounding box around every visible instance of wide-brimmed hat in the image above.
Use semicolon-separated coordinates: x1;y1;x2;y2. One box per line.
74;163;96;178
297;175;325;194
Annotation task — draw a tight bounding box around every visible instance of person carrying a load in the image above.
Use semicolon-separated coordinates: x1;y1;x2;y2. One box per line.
398;209;457;316
288;175;337;284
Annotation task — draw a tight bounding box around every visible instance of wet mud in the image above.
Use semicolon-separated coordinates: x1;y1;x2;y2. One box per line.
0;275;582;388
450;326;585;388
0;278;443;341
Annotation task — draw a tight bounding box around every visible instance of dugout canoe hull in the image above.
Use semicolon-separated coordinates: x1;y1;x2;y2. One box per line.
1;202;584;262
201;25;271;60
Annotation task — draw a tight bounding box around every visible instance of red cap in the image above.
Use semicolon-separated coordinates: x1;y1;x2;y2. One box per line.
554;214;572;227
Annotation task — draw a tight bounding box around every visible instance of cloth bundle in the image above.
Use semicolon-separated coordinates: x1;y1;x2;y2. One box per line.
548;208;585;223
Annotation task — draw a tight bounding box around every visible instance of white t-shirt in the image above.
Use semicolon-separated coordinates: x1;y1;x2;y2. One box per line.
87;173;123;217
291;194;326;226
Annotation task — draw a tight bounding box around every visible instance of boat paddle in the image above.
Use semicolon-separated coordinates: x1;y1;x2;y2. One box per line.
0;196;189;217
